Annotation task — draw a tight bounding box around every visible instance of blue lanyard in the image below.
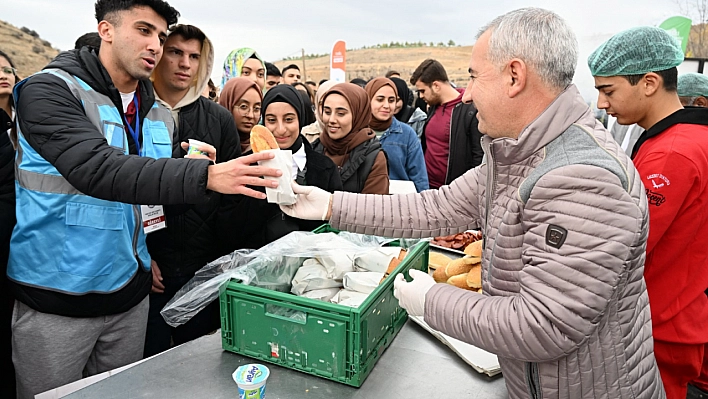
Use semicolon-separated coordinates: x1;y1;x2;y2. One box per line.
124;95;141;156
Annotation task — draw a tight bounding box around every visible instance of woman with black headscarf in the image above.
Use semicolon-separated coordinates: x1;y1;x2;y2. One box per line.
390;77;427;140
294;88;316;126
245;84;342;248
390;77;414;123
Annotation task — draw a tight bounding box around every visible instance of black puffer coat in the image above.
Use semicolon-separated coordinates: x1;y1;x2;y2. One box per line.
147;97;243;278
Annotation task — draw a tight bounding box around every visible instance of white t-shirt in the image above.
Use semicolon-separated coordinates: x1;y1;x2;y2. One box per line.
621;124;636;152
119;91;135;113
292;145;307;179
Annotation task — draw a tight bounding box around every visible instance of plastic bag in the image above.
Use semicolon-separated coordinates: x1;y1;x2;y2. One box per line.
330;289;370;307
160;230;400;327
259;149;296;205
354;247;402;273
291;259;343;295
343;272;385;294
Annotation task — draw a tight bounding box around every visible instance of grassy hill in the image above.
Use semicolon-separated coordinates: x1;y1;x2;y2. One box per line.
0;20;59;78
274;45;474;86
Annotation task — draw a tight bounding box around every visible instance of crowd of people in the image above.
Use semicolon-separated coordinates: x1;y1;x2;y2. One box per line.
1;1;708;399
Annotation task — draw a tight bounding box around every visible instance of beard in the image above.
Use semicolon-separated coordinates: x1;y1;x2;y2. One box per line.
427;92;443;107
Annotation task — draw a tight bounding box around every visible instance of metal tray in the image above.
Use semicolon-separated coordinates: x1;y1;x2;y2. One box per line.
428;230;481;257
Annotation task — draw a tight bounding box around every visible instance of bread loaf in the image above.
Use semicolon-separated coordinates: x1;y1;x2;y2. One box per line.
445;257;480;276
463;240;483;257
428;252;452;274
250;125;279;153
433;266;449;283
447;274;473;290
379;250;408;283
465;264;482;289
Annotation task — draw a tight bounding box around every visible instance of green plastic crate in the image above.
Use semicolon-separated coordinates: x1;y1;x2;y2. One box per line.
219;225;429;387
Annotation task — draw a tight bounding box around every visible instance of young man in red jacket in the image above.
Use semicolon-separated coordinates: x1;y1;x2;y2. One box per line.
590;26;708;399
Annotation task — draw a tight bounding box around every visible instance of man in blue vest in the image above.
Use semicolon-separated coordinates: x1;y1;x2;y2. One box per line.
8;1;281;397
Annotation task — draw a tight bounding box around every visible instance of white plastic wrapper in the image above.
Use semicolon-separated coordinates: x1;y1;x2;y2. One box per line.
330;289;370;308
291;259;343;295
343;272;385;294
301;288;341;302
258;149;296;205
160;231;402;327
354;247;402;273
317;253;355;280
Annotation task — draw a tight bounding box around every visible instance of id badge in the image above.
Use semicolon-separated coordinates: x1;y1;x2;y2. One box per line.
140;205;166;234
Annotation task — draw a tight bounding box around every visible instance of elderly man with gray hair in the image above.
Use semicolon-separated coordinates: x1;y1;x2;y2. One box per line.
281;7;665;399
678;72;708;107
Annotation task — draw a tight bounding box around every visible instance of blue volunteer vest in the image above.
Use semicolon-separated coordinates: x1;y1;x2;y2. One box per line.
8;69;174;295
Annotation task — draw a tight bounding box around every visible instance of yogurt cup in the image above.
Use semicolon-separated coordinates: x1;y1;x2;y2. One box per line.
187;139;209;156
233;364;269;399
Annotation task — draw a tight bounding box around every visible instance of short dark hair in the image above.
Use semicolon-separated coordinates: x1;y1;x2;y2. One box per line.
318;79;328;86
410;59;449;86
292;82;314;100
75;32;102;50
168;24;205;47
385;70;400;78
282;64;300;74
305;80;316;87
350;78;367;88
623;67;678;92
265;62;281;77
95;0;180;27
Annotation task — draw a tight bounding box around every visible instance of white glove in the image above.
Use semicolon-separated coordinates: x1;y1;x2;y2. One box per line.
393;269;435;317
280;181;332;221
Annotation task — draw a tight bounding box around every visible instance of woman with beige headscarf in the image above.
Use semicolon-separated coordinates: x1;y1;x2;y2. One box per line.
218;77;263;153
301;80;337;143
312;83;389;194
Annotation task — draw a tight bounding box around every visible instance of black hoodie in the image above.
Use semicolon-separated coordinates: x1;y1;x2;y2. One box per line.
12;48;212;317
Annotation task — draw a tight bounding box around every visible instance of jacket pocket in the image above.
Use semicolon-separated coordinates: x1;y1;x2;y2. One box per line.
143;120;173;158
526;362;542;399
103;121;127;150
61;202;123;277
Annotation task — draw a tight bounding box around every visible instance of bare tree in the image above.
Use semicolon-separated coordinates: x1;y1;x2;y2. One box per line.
676;0;708;57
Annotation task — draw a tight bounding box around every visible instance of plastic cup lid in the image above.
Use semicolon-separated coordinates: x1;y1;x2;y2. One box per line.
233;364;270;387
188;139;207;146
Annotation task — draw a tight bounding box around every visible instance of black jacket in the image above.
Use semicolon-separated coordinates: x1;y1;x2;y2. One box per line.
312;137;382;193
147;97;242;278
421;101;484;185
11;48;212;317
244;139;342;249
0;110;14;282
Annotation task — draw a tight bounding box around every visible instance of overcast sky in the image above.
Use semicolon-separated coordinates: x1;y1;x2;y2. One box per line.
4;0;684;100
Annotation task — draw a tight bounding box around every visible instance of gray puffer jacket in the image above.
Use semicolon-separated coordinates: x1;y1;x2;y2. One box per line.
330;85;665;399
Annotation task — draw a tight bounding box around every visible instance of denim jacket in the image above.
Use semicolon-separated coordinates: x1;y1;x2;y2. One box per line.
379;118;429;192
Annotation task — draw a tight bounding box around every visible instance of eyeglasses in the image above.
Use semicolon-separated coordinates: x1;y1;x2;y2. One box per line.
236;104;261;117
1;66;17;76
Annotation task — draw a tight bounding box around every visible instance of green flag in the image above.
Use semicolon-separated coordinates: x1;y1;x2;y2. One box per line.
659;16;693;54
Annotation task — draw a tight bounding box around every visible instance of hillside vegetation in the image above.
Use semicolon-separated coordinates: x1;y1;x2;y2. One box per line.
0;20;59;78
274;45;474;86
